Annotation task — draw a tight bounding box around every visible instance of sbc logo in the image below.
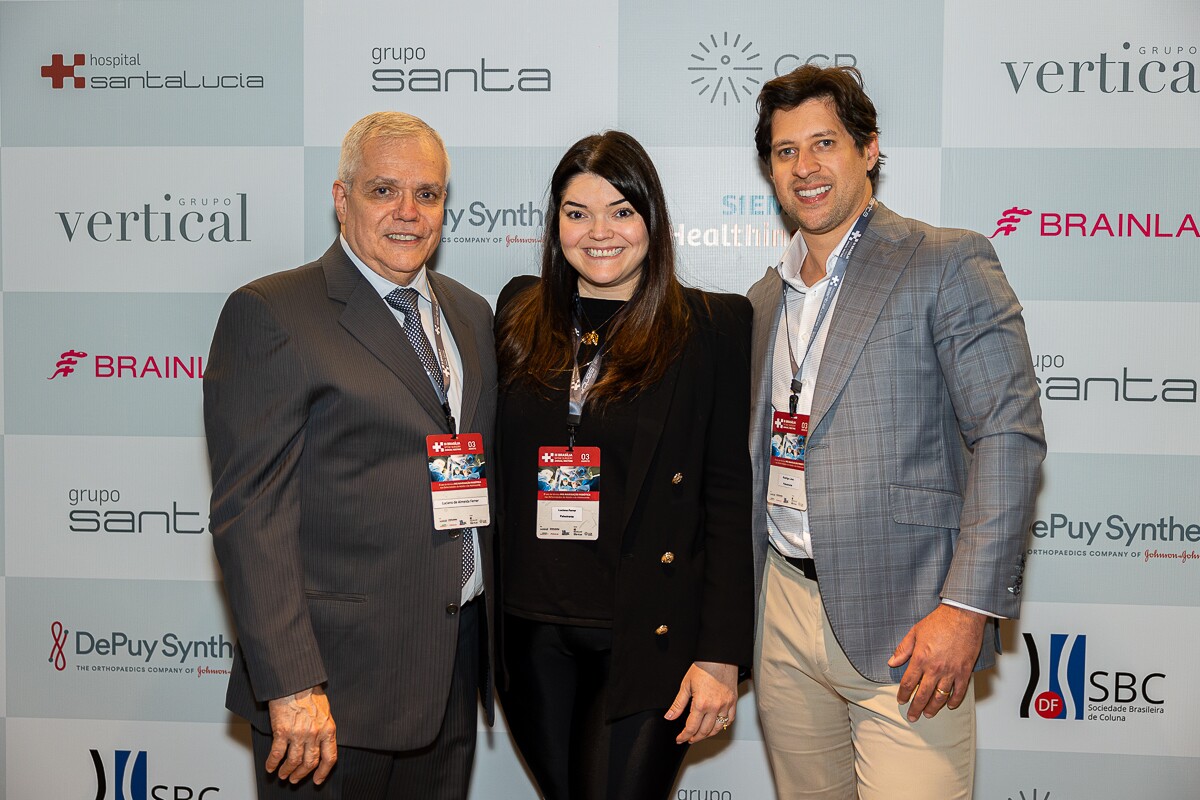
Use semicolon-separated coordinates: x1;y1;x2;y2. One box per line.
1021;632;1166;721
90;748;220;799
1021;632;1087;720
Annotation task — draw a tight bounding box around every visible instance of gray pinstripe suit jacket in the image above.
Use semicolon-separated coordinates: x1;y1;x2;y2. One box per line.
205;241;497;751
748;202;1045;683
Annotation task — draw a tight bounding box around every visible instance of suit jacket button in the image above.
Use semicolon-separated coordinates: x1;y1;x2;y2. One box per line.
447;603;460;615
655;624;669;635
449;530;462;540
671;472;683;484
660;552;675;564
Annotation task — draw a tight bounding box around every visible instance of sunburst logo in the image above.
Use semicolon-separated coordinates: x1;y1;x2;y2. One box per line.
1009;791;1051;800
687;32;763;106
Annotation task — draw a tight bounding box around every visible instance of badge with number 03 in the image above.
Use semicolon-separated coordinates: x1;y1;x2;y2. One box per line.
535;446;601;540
427;433;490;530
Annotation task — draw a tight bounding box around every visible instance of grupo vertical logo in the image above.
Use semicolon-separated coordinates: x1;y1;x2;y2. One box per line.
41;53;86;89
89;748;221;799
1021;633;1087;720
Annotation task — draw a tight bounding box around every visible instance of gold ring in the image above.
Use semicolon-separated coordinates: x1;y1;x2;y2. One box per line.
715;714;730;730
935;687;951;696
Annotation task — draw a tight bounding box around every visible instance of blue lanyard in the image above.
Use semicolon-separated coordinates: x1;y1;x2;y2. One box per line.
783;198;876;416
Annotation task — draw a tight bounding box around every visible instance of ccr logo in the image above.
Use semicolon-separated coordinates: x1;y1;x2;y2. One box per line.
90;748;220;799
686;32;857;107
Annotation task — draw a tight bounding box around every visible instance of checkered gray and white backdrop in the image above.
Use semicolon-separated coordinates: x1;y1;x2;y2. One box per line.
1;1;1197;797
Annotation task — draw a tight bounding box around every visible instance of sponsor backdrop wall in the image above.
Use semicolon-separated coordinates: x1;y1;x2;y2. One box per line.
1;1;1197;798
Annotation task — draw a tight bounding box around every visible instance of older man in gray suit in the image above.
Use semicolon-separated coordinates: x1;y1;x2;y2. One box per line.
205;112;496;799
747;66;1044;799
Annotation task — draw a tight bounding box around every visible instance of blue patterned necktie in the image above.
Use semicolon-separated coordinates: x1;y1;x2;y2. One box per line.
385;287;445;393
384;286;474;589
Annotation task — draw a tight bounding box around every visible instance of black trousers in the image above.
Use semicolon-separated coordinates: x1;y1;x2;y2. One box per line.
499;614;689;800
251;600;481;800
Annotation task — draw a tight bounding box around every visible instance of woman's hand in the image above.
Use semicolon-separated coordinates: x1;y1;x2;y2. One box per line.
664;661;738;744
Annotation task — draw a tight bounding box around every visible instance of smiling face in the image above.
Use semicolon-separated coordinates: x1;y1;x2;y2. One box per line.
557;172;650;300
332;135;447;286
768;96;878;250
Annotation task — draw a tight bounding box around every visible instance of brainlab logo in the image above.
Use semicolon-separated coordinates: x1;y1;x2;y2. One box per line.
1021;632;1166;723
48;350;205;381
987;205;1198;239
686;32;857;106
89;748;220;799
40;51;264;91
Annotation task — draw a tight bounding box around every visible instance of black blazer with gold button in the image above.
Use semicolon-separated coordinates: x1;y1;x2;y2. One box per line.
496;276;754;719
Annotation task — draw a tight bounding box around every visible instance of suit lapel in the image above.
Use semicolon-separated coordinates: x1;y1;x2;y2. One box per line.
322;243;449;428
809;205;922;434
748;267;784;463
429;272;483;433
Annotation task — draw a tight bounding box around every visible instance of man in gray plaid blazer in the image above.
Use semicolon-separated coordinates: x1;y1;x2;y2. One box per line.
747;66;1045;799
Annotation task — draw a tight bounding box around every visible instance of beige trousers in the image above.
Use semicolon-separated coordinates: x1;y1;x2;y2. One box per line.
755;549;976;799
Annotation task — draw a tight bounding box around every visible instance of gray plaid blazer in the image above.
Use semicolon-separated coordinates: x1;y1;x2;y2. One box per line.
748;202;1045;683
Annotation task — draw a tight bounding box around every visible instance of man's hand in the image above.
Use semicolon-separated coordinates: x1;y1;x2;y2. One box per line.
665;661;739;744
266;685;337;784
889;604;986;722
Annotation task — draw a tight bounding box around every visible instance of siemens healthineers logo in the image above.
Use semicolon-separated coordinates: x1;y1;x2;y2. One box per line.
1021;633;1165;723
89;748;220;799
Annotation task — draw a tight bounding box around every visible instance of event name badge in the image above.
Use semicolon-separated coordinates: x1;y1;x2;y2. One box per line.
536;446;601;540
767;412;809;511
426;433;491;530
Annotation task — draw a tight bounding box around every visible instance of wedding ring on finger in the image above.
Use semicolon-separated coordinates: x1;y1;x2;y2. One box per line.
935;687;952;697
715;714;730;731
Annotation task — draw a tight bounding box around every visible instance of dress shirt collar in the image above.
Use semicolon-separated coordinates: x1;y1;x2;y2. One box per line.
776;225;856;293
340;234;432;303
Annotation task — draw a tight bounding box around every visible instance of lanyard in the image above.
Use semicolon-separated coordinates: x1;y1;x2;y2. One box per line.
424;287;457;436
566;298;610;450
783;198;876;416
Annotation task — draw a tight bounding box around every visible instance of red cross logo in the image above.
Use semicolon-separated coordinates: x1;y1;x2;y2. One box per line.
41;53;85;89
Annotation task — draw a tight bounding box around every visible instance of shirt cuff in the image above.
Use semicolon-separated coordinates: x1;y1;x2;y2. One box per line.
940;598;1008;620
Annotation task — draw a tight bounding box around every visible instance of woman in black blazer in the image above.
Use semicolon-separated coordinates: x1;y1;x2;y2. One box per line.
495;130;754;800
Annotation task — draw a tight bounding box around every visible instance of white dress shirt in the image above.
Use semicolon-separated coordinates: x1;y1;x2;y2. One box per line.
342;236;483;604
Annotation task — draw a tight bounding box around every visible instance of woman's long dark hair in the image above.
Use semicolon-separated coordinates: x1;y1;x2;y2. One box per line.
497;130;690;406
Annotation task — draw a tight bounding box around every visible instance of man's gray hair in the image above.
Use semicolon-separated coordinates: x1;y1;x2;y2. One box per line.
337;111;451;184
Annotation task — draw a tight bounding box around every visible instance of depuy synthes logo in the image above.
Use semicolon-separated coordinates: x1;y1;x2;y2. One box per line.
685;31;857;107
48;620;234;676
1021;632;1166;723
39;51;263;91
986;205;1198;239
1003;40;1198;94
89;748;220;799
47;350;206;381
